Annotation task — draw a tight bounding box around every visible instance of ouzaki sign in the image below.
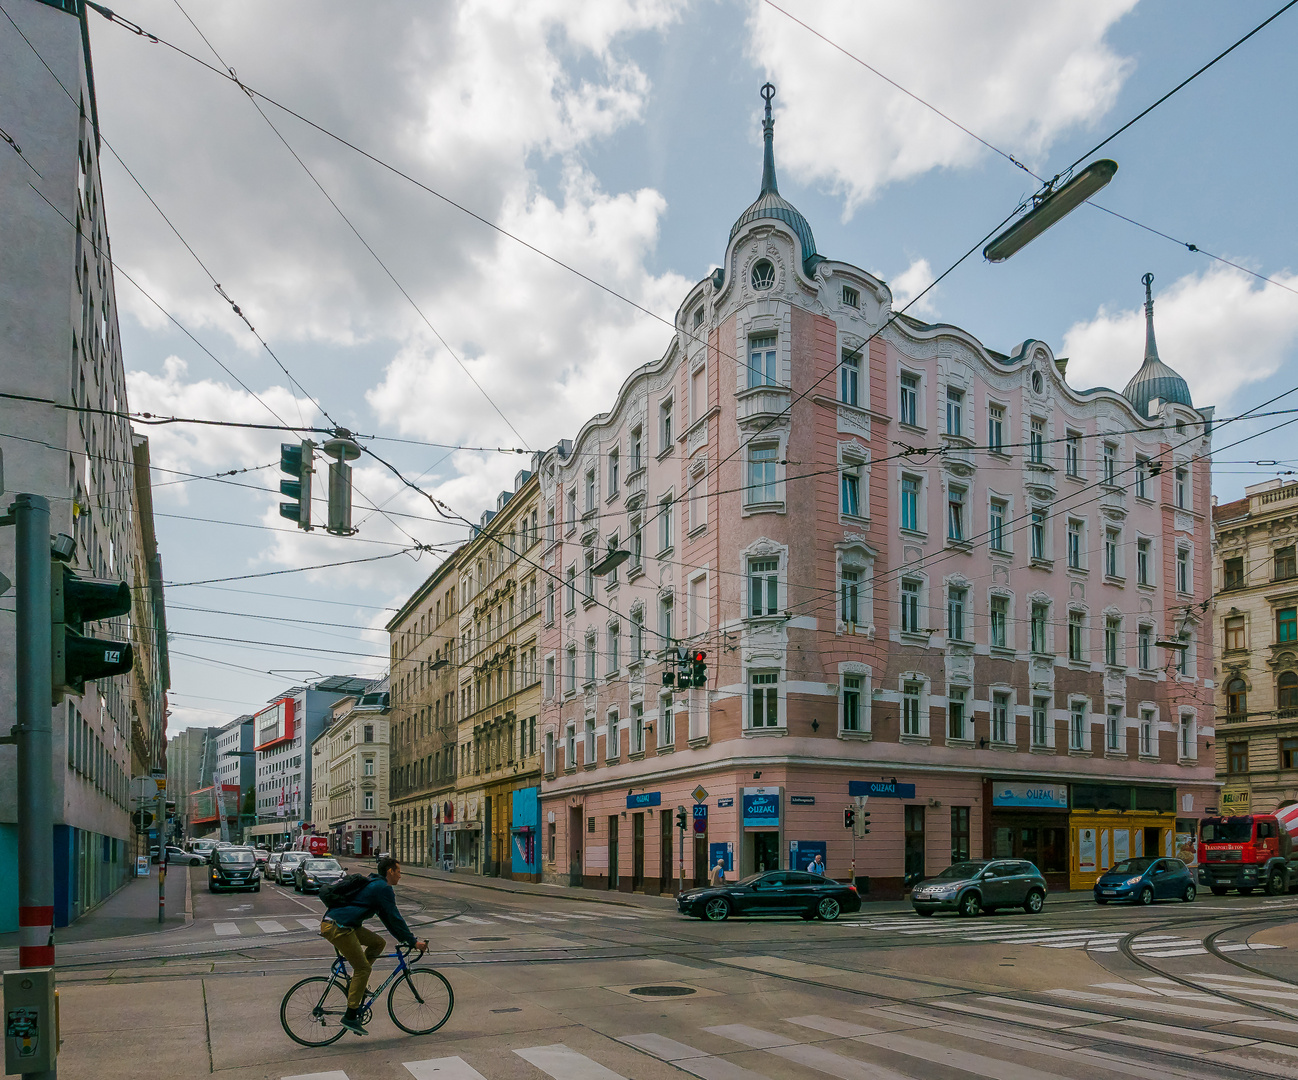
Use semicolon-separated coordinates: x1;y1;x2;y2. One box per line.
254;697;296;751
991;783;1069;809
741;786;781;828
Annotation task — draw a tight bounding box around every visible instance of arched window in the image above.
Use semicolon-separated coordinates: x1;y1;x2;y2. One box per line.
1279;672;1298;713
1226;678;1248;718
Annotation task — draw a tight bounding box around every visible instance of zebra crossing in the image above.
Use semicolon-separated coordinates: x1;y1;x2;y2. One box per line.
839;916;1286;956
206;907;649;939
279;976;1298;1079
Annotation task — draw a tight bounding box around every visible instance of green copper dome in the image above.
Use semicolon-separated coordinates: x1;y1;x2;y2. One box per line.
1123;273;1192;417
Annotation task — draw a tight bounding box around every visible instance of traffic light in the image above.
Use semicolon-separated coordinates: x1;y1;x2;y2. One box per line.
689;651;707;687
858;809;871;836
323;433;361;536
843;807;855;830
662;669;677;688
51;560;134;703
675;805;688;830
279;439;315;528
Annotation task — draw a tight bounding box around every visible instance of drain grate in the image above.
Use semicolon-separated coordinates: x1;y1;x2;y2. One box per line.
469;936;509;941
628;985;696;997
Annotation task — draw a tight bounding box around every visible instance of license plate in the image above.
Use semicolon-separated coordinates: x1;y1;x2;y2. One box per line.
1101;889;1115;895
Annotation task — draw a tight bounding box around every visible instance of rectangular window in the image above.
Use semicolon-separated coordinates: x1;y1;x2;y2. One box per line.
1135;455;1149;498
608;449;619;495
1139;709;1154;756
565;724;576;766
691;365;706;422
750;558;779;617
902;681;922;736
631;703;645;754
842;676;862;731
901;579;921;634
841;570;860;625
606;532;620;585
1102;442;1116;485
750;672;779;728
584;717;596;763
748;445;778;504
1105;616;1121;666
749;334;777;388
583;546;595;598
1104;528;1119;578
607;624;620;673
1029;418;1045;464
948;688;967;741
841;467;861;517
659;595;674;645
989;596;1007;649
947;587;966;641
989;499;1006;552
1179;714;1194;759
1224;615;1245;651
1137;538;1151;585
1067;520;1083;569
1278;607;1298;643
991;692;1009;743
631;610;644;663
988;404;1004;453
1224;557;1244;589
585;469;596;511
566;647;577;694
1030;603;1048;654
1228;741;1248;775
688;473;707;532
945;388;963;436
1069;703;1086;750
1282;737;1298;770
901;475;920;532
842;285;860;308
1277;546;1297;581
1175;467;1188;508
630;515;643;570
1106;705;1122;751
947;486;965;541
840;350;860;406
1031;697;1050;747
544;656;555;698
899;373;918;427
630;426;642;472
1065;431;1081;476
659;496;674;552
565;567;576;613
1068;611;1085;662
1176;548;1190;593
1031;510;1046;560
660;398;673;452
585;636;597;684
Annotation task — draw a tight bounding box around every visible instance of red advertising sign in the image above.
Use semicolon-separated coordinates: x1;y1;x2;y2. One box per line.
254;697;296;751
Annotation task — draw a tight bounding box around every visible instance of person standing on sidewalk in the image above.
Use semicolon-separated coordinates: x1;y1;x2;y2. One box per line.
319;855;427;1035
709;859;726;887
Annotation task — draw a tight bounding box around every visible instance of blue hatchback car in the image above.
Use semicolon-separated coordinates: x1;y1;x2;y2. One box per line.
1094;857;1196;905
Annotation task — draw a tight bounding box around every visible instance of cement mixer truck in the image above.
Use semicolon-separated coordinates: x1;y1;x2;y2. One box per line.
1197;806;1298;896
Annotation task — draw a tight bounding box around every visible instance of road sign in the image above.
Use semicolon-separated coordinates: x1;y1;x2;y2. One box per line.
691;785;709;803
692;804;708;833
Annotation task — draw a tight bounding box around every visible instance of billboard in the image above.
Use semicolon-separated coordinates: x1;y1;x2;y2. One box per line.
254;697;295;750
189;785;241;824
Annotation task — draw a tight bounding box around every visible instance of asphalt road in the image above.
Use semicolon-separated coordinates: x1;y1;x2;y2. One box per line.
37;868;1298;1080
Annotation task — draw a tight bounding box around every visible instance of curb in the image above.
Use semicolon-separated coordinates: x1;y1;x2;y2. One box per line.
401;865;676;911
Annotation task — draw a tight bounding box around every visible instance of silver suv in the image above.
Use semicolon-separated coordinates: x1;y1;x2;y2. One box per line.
911;859;1048;917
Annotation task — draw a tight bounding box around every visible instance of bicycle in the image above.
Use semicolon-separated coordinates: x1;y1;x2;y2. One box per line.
280;943;453;1046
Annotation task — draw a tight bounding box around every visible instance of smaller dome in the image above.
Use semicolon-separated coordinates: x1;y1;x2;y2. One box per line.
1123;273;1192;418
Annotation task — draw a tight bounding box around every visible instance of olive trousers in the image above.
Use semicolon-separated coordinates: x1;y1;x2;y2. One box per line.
320;919;385;1009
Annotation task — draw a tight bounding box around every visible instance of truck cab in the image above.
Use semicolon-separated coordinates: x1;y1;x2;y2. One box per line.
1198;814;1298;896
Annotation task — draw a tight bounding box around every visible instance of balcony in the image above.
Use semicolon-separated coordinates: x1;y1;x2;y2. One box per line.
736;385;791;428
625;468;646;509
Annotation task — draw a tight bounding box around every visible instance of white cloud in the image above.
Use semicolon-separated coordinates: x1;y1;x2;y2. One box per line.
890;258;938;318
1061;266;1298;408
747;0;1137;214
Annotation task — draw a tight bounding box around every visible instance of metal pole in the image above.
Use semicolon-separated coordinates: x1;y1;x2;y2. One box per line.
157;786;166;923
677;821;684;895
851;818;856;886
13;495;56;1080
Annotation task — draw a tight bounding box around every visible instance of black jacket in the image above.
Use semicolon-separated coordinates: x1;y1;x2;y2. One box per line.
325;874;417;947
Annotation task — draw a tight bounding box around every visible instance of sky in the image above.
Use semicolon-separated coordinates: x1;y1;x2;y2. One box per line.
50;0;1298;731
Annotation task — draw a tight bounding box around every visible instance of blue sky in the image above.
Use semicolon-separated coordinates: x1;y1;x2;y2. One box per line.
70;0;1298;729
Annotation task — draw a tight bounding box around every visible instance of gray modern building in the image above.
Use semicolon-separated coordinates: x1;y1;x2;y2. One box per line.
214;716;255;838
166;726;219;839
0;0;169;929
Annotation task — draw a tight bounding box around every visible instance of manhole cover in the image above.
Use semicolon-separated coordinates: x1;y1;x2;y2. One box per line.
628;985;696;997
469;936;508;941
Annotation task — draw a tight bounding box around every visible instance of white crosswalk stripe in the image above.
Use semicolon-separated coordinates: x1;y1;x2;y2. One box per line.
403;1058;489;1079
514;1043;628;1079
255;919;288;933
213;921;240;936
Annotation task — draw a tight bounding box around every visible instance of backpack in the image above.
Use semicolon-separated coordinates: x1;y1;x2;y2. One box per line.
319;873;370;909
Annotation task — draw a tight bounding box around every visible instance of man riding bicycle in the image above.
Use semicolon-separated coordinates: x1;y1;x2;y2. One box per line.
319;854;427;1035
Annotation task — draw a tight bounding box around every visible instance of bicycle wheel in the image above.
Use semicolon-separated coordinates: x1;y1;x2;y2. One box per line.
387;967;454;1035
281;975;348;1047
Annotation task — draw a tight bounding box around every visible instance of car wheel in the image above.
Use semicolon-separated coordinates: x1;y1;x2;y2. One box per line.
817;898;841;922
1137;886;1154;906
703;898;731;922
1181;884;1196;903
915;908;935;917
1267;871;1285;896
1023;889;1045;915
957;892;981;918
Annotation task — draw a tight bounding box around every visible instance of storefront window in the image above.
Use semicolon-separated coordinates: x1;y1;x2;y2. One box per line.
950;807;970;863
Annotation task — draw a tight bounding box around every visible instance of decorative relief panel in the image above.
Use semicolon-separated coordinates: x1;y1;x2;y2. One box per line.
1175;512;1195;533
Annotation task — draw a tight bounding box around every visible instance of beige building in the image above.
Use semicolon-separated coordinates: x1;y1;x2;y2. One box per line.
319;682;391;857
388;550;461;867
1213;479;1298;816
454;467;544;878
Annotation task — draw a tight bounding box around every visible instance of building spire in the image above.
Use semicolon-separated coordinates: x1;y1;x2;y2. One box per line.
760;82;778;196
1142;271;1159;363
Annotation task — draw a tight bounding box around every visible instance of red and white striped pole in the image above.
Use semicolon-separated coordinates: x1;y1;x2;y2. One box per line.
18;904;55;968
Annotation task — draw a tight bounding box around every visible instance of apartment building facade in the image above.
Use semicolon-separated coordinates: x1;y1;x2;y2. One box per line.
535;87;1217;897
322;683;391;858
1213;480;1298;817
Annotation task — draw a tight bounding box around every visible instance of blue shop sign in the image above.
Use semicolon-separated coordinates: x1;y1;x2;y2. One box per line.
992;783;1068;809
742;787;781;827
849;780;917;800
626;791;662;809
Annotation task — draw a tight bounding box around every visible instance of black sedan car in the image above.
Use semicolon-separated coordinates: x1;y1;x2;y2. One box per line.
208;847;261;893
677;870;861;922
294;857;345;894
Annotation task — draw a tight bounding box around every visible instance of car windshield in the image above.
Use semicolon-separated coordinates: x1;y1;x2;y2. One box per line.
935;862;988;880
220;851;255;865
1109;858;1155;875
282;853;303;862
305;859;340;871
1201;818;1254;843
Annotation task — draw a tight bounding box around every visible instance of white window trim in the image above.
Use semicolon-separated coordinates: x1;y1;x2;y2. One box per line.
898;366;924;430
899;673;931;741
743;665;786;734
837;662;872;738
987;588;1014;652
1068;697;1092;753
987;489;1014;555
1178;708;1198;762
988;685;1016;747
838;440;869;523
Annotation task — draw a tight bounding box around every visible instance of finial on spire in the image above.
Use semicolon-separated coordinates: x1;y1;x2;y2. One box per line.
759;83;778;196
1141;272;1159;363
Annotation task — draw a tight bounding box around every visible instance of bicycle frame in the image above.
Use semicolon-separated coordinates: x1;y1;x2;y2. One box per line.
326;944;416;1013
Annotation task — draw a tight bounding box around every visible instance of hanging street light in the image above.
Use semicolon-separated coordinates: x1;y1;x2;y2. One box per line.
983;159;1118;263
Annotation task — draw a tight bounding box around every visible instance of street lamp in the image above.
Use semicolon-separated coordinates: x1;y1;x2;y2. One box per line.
592;548;631;576
983;159;1118;262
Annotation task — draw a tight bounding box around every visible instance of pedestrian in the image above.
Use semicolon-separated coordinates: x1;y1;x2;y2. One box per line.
808;853;825;875
709;859;726;886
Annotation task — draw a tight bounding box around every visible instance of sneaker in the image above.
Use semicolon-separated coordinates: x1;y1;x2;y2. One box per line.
340;1011;368;1036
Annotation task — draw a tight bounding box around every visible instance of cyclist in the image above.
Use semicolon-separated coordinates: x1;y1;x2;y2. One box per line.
319;854;428;1035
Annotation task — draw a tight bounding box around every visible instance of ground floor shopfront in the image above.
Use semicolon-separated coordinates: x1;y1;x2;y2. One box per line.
443;775;542;880
332;817;388;858
542;768;1218;899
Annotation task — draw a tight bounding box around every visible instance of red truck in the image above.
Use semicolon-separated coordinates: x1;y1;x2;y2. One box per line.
292;834;329;856
1198;811;1298;896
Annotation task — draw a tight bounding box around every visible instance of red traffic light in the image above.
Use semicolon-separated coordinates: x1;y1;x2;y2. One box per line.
692;651;707;663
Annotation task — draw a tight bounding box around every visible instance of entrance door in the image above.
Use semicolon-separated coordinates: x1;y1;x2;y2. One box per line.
1144;826;1162;858
569;807;583;886
752;831;779;873
660;809;673;891
608;815;619;889
483;796;494;875
904;806;926;886
693;831;707;887
632;813;645;890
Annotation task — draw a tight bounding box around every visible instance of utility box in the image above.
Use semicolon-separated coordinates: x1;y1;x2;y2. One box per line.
4;968;57;1074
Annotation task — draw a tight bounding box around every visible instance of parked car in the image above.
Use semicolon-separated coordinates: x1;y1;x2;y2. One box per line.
676;870;861;922
187;839;219;858
911;859;1048;917
252;849;270;865
276;851;307;885
1095;857;1196;905
207;841;236;864
208;848;261;893
266;852;283;880
166;846;204;866
294;857;345;894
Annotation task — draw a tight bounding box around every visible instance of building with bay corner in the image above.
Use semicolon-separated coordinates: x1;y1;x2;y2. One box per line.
533;85;1217;898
